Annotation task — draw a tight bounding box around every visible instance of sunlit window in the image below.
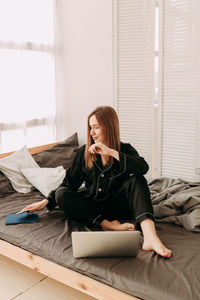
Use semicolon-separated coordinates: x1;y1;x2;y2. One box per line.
0;0;55;153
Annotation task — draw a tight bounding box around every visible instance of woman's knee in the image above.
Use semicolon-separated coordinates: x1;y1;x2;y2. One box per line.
122;175;147;188
55;187;72;209
122;175;149;196
135;175;148;188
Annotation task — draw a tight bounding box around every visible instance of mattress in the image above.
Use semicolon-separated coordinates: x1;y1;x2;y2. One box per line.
0;188;200;300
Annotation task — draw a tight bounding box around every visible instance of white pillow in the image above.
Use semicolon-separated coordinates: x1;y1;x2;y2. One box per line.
0;145;40;193
20;166;66;197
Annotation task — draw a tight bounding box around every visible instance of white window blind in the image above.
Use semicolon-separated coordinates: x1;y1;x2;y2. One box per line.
0;0;56;153
160;0;200;181
114;0;155;179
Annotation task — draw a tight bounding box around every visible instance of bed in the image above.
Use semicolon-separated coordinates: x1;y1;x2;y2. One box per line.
0;133;200;300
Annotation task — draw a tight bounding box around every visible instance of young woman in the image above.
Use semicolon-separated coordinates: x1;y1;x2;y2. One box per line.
22;106;172;258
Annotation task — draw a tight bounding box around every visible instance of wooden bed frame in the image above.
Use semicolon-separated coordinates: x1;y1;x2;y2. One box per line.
0;143;139;300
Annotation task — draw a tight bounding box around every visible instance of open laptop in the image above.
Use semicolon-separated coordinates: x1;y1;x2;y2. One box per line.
72;231;140;258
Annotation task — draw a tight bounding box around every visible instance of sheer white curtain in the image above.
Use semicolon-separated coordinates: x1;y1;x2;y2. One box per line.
0;0;56;153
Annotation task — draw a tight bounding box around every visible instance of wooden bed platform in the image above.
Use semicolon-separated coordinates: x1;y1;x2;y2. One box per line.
0;143;139;300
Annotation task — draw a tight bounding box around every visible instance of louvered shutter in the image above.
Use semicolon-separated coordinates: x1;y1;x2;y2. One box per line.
160;0;200;181
114;0;155;179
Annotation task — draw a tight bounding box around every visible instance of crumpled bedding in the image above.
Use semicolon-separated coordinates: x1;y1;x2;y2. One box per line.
149;177;200;232
0;182;200;300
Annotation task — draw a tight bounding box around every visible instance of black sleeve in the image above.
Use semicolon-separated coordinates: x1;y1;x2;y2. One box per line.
46;145;85;211
113;143;149;176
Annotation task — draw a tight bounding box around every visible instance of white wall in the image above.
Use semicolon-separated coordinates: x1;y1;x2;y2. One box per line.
55;0;113;145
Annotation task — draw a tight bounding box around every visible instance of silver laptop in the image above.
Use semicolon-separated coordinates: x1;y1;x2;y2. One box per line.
72;231;140;258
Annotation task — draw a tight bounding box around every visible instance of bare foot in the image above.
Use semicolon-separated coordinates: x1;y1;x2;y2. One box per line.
100;220;135;231
142;235;172;258
140;218;172;258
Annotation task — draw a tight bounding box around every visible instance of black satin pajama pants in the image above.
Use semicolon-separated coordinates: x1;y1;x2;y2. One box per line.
55;175;154;227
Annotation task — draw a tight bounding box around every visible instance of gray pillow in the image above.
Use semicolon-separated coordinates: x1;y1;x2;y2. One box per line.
33;132;79;170
0;171;15;197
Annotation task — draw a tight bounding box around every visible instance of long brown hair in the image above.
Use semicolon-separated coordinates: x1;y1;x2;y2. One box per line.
85;106;121;168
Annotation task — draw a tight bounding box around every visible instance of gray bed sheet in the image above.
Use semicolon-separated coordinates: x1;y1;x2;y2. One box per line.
0;189;200;300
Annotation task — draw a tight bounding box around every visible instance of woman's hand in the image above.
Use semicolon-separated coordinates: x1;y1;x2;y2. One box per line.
20;199;49;213
89;142;119;160
89;142;110;155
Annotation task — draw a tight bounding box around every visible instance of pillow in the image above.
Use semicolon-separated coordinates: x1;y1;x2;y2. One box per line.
0;171;15;197
21;166;66;197
0;146;40;193
33;132;79;169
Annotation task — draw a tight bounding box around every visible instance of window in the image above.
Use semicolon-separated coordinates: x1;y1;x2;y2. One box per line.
114;0;155;179
114;0;200;181
0;0;56;153
158;0;200;181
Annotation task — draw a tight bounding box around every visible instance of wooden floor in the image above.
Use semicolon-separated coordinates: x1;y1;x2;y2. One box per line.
0;254;97;300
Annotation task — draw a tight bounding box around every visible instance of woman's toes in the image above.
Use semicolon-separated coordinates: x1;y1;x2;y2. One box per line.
142;236;172;258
